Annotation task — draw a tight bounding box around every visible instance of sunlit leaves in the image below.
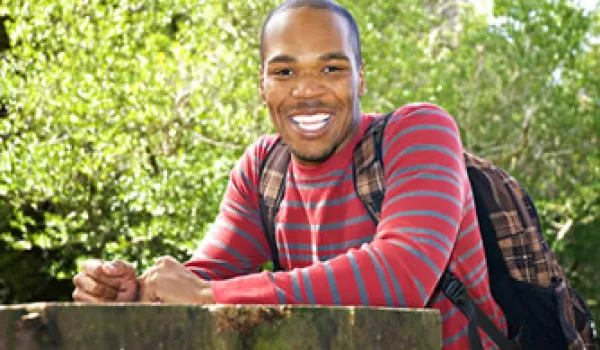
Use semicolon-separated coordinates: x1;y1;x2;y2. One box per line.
0;0;597;314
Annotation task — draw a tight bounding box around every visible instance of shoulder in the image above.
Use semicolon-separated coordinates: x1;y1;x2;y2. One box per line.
382;102;460;138
378;102;463;159
245;134;281;161
388;102;456;125
231;134;281;178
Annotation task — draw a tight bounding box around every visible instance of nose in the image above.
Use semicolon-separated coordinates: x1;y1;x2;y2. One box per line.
291;75;326;99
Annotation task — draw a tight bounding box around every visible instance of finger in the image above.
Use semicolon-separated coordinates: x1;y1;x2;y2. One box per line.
80;259;104;275
102;260;136;278
73;272;118;299
81;260;131;289
80;259;123;289
72;288;113;303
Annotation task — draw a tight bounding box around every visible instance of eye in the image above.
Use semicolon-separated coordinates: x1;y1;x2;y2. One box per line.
323;66;345;73
273;68;294;77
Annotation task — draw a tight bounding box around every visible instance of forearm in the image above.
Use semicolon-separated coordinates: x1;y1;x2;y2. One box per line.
185;141;272;280
209;236;452;307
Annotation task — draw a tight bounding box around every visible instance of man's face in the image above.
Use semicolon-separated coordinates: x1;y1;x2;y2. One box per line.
260;8;365;166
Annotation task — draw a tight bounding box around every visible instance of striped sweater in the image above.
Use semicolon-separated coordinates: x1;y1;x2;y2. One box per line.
185;103;506;349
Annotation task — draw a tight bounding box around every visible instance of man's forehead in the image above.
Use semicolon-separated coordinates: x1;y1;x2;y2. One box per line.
263;8;351;55
263;7;349;43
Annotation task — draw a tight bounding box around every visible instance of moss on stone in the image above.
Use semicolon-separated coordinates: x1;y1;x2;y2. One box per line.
0;303;441;350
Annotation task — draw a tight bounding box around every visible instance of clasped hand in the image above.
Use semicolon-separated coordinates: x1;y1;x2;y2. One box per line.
72;256;214;304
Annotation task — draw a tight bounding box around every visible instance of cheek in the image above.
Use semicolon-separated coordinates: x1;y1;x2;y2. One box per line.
266;104;284;131
264;86;287;118
334;78;357;98
263;83;280;107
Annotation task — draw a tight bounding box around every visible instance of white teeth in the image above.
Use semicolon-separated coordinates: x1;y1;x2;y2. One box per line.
291;114;331;124
290;114;331;132
298;122;327;131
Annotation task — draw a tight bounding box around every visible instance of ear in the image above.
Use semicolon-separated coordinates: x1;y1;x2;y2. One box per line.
259;70;266;102
358;63;366;97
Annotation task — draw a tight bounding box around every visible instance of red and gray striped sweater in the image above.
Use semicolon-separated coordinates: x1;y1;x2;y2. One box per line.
186;103;506;349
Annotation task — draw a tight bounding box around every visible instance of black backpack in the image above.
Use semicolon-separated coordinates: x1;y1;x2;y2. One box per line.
258;112;598;350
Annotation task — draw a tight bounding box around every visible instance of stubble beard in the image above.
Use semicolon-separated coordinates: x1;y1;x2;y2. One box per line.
290;115;358;165
291;143;339;164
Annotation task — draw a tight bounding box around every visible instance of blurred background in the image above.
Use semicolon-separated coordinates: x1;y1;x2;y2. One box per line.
0;0;598;319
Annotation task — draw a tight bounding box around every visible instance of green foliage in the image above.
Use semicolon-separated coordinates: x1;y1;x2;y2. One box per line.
1;0;598;319
0;0;275;301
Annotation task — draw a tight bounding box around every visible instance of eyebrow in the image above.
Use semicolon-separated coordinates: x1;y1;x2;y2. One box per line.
266;52;350;65
267;55;296;65
318;52;350;61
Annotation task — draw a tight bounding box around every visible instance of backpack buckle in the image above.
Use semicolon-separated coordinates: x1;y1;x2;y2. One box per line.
441;272;468;305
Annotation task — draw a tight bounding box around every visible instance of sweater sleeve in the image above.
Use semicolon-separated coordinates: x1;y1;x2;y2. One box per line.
211;103;466;307
184;137;274;281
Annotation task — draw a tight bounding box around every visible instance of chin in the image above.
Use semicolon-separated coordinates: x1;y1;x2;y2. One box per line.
291;147;336;165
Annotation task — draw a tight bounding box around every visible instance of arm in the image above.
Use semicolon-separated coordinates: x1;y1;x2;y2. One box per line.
211;104;466;307
184;137;275;281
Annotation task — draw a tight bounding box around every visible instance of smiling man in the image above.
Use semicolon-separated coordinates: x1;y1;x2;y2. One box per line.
259;5;364;165
72;1;506;349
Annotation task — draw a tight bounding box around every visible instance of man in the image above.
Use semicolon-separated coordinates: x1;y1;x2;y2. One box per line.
73;1;506;348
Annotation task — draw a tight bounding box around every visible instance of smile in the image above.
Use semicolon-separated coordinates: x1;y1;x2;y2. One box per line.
291;113;331;132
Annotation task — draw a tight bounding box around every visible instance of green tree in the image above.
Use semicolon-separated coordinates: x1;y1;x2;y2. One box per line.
1;0;598;319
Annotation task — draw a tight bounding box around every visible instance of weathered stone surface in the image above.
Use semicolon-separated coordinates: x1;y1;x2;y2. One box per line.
0;303;441;350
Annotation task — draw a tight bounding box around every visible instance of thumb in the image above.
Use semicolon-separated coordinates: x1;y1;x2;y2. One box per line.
102;260;136;277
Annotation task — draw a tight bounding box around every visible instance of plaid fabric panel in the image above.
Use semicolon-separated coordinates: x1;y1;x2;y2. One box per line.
496;226;552;286
488;210;523;240
260;167;286;206
258;140;291;262
500;172;554;287
353;118;386;222
464;152;554;287
259;141;290;206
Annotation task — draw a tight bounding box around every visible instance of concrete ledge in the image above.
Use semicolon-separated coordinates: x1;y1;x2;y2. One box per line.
0;303;441;350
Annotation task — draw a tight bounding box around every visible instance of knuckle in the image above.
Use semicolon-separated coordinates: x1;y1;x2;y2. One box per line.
92;263;104;275
83;259;101;270
91;282;104;295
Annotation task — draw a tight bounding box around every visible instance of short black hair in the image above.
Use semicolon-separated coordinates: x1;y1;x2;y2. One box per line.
259;0;362;66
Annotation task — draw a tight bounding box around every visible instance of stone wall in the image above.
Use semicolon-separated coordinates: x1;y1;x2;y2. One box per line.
0;303;441;350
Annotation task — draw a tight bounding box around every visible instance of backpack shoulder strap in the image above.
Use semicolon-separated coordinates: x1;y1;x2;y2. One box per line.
258;138;291;272
352;112;393;223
